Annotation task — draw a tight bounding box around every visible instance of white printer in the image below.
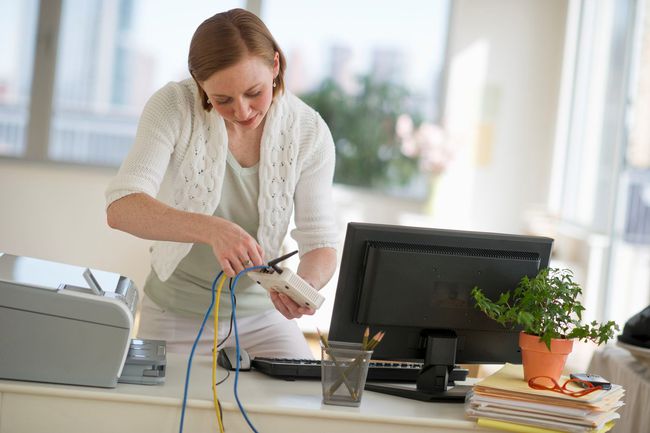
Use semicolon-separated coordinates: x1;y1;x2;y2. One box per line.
0;252;140;388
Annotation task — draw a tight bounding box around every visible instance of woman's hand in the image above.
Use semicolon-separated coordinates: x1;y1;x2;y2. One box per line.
268;248;336;319
208;217;265;277
270;291;316;319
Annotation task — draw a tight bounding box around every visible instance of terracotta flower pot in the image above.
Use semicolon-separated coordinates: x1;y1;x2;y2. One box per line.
519;331;574;382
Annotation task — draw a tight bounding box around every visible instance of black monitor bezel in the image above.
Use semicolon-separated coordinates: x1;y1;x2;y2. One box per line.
328;222;554;365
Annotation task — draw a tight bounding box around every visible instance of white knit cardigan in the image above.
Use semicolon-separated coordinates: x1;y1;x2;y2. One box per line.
106;79;339;281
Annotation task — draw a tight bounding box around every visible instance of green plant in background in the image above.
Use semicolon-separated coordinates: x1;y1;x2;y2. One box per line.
471;268;619;350
301;75;422;190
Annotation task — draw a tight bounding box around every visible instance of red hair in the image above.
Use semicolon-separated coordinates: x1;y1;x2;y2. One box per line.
188;8;286;111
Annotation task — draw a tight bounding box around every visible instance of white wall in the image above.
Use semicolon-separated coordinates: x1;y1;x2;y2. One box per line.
432;0;567;234
0;160;151;288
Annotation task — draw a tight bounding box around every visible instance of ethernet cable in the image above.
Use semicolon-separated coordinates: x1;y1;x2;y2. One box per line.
231;266;266;433
178;271;224;433
212;274;228;433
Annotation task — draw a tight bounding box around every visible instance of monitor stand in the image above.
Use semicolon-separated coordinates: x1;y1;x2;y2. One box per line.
364;383;471;402
365;330;471;402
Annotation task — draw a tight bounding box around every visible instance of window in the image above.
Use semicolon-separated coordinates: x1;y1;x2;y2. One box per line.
262;0;452;197
551;0;649;327
1;0;243;165
2;0;451;200
0;0;38;157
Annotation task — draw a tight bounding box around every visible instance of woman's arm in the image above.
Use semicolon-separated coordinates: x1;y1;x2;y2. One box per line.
107;192;265;276
297;247;337;290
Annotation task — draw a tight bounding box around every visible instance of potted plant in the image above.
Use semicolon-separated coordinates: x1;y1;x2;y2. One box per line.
471;267;619;382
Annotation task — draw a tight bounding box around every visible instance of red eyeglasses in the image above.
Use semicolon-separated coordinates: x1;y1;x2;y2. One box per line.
528;376;603;398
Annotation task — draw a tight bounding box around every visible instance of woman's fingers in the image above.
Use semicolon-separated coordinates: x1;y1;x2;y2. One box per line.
222;259;236;278
270;291;315;319
247;247;264;267
210;218;266;275
256;244;265;263
270;292;292;318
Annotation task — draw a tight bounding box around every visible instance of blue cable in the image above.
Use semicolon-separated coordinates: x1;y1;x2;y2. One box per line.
231;265;266;433
178;270;223;433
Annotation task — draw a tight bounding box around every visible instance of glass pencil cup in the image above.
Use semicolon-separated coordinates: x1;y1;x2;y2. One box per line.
321;341;373;407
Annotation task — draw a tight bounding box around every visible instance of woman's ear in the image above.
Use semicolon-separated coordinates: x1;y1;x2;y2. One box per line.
273;51;280;78
191;74;211;111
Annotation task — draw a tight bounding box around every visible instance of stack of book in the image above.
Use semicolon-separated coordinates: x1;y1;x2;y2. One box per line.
465;364;625;433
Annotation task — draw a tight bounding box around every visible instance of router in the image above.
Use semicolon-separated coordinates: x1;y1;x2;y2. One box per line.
247;251;325;310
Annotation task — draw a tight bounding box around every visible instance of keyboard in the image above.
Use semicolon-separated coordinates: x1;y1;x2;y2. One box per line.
251;357;467;382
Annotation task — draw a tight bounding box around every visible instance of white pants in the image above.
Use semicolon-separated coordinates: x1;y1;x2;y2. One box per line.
136;294;314;359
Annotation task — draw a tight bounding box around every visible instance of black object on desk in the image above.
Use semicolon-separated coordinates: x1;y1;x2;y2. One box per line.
618;305;650;348
570;373;612;390
328;223;552;402
251;357;469;383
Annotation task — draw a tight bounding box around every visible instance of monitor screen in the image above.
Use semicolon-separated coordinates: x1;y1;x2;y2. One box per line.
328;222;553;401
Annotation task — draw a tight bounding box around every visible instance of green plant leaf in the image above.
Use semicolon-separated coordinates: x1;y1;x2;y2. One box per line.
469;267;619;347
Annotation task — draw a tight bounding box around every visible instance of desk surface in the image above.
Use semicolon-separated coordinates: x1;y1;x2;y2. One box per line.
0;353;487;433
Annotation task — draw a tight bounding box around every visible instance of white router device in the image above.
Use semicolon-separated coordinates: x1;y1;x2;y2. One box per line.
247;251;325;310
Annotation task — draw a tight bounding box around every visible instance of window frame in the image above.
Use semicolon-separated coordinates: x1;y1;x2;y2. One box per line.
9;0;262;167
21;0;61;162
550;0;643;323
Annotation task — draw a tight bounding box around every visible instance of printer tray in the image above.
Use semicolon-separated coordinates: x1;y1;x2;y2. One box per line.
118;339;166;385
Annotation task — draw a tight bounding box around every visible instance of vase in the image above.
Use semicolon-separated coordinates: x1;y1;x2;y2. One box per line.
519;331;574;382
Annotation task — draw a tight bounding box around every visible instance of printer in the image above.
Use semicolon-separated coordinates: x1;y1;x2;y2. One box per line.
0;252;140;388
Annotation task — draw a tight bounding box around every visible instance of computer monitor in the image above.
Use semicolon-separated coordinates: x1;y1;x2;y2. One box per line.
328;222;553;402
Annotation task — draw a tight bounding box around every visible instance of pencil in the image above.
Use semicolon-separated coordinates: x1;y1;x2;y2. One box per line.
318;327;357;398
362;326;369;349
367;331;385;351
316;327;329;348
327;331;386;398
365;331;382;351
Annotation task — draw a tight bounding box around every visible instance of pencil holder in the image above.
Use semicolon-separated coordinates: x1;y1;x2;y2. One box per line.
321;341;373;407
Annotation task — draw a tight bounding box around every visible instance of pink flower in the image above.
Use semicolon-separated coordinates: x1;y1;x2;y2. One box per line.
396;114;455;175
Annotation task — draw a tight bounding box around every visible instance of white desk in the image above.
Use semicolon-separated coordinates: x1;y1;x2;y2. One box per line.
0;354;489;433
589;344;650;433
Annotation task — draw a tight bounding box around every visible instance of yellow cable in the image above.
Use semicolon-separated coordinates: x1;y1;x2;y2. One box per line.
212;274;227;433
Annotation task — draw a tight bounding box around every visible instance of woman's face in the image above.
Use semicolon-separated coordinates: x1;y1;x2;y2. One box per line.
202;53;279;133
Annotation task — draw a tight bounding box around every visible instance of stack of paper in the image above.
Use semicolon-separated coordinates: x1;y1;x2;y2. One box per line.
465;364;625;433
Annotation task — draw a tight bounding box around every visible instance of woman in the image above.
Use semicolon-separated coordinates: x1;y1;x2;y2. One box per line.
105;8;338;359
